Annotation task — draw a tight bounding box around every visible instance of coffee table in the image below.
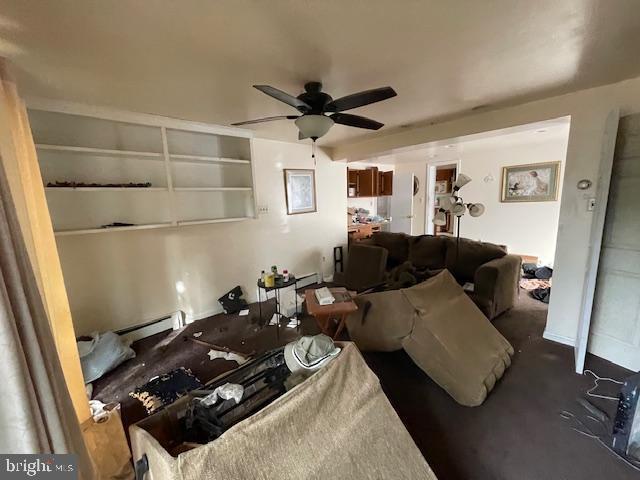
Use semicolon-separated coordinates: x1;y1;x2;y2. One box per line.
305;288;358;339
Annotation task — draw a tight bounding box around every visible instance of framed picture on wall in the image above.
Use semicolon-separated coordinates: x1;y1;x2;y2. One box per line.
501;161;561;202
284;169;317;215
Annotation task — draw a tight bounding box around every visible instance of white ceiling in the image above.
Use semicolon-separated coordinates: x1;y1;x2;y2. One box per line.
369;117;571;165
1;0;639;148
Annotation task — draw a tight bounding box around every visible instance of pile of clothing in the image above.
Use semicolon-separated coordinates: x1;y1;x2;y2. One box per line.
520;263;553;303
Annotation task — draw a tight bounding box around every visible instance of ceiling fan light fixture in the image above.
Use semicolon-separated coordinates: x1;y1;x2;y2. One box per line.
295;114;334;140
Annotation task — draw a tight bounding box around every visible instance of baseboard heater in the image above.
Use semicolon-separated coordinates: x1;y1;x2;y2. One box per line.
116;311;185;344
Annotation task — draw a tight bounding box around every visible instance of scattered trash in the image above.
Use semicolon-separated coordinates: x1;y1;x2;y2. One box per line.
286;318;298;329
193;332;203;338
239;309;250;316
218;285;248;314
199;383;244;406
89;399;118;423
208;349;248;365
130;367;203;414
77;331;135;383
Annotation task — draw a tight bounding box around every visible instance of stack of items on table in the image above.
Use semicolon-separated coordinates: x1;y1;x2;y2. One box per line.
129;335;436;479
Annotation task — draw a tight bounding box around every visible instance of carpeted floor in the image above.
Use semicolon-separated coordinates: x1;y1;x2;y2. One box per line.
94;291;637;479
363;294;636;480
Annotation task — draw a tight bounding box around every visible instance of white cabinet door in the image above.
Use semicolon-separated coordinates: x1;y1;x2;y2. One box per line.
588;114;640;371
390;172;414;234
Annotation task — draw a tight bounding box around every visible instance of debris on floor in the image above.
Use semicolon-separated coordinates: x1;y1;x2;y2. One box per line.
218;285;248;314
193;331;203;338
129;367;203;414
77;331;136;383
208;348;248;365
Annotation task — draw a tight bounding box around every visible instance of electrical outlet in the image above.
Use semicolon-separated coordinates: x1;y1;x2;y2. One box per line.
257;205;269;214
587;198;596;211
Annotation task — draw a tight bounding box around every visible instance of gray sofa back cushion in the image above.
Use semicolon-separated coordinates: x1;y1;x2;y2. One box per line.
445;238;506;283
369;231;410;268
408;235;448;270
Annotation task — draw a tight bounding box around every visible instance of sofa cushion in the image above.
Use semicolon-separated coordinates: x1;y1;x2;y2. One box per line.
345;289;417;352
445;237;506;283
401;270;513;406
369;232;410;268
408;235;447;270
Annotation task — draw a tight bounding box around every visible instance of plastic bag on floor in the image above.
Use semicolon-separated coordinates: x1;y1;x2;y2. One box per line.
77;331;136;383
280;289;304;318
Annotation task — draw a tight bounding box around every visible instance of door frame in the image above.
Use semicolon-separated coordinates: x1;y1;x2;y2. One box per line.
425;158;462;235
574;109;619;373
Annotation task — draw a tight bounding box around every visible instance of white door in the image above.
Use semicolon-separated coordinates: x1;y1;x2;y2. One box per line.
575;109;619;373
587;113;640;371
390;172;414;234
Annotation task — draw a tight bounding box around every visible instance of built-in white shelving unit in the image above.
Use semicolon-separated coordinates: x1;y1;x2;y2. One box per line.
28;105;256;236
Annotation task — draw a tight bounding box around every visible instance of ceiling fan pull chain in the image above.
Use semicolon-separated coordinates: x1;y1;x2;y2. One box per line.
312;140;316;167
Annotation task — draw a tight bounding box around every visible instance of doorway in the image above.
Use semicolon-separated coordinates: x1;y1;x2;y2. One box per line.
425;161;460;236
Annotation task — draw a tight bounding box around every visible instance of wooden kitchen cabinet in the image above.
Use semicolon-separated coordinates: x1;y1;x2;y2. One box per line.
347;167;393;197
378;170;393;196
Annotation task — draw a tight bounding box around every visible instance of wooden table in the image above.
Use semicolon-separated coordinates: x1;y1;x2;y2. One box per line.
305;288;358;339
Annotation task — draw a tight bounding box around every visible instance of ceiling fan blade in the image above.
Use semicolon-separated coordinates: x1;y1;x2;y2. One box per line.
253;85;311;111
231;115;299;126
330;113;383;130
325;86;397;112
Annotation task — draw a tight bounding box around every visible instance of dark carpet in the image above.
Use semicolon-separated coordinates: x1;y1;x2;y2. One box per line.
94;292;637;479
363;294;636;480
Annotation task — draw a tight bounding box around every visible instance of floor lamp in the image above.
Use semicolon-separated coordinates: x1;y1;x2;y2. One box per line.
433;174;485;264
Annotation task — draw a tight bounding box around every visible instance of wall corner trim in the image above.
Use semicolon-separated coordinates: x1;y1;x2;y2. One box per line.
542;329;576;347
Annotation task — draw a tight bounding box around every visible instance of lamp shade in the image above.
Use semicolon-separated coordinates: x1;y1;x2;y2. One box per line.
468;203;485;217
454;173;472;189
433;209;447;226
451;203;466;217
295;114;334;140
439;196;456;211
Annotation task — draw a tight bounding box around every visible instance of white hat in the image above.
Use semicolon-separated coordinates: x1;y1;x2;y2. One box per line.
284;334;341;373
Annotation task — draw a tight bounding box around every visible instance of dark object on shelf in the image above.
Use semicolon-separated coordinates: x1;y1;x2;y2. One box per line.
47;181;153;188
129;367;203;415
183;348;291;444
613;372;640;460
218;286;248;314
101;222;136;229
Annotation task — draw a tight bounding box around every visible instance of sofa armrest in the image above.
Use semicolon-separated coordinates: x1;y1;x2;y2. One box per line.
474;254;522;318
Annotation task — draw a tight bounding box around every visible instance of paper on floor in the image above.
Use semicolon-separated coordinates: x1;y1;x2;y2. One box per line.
238;309;250;316
208;349;248;365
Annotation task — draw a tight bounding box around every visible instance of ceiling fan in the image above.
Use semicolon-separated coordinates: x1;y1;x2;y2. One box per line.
232;82;397;141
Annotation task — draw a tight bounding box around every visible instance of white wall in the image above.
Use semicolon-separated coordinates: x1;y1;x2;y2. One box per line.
57;139;347;335
333;75;640;368
459;128;569;265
